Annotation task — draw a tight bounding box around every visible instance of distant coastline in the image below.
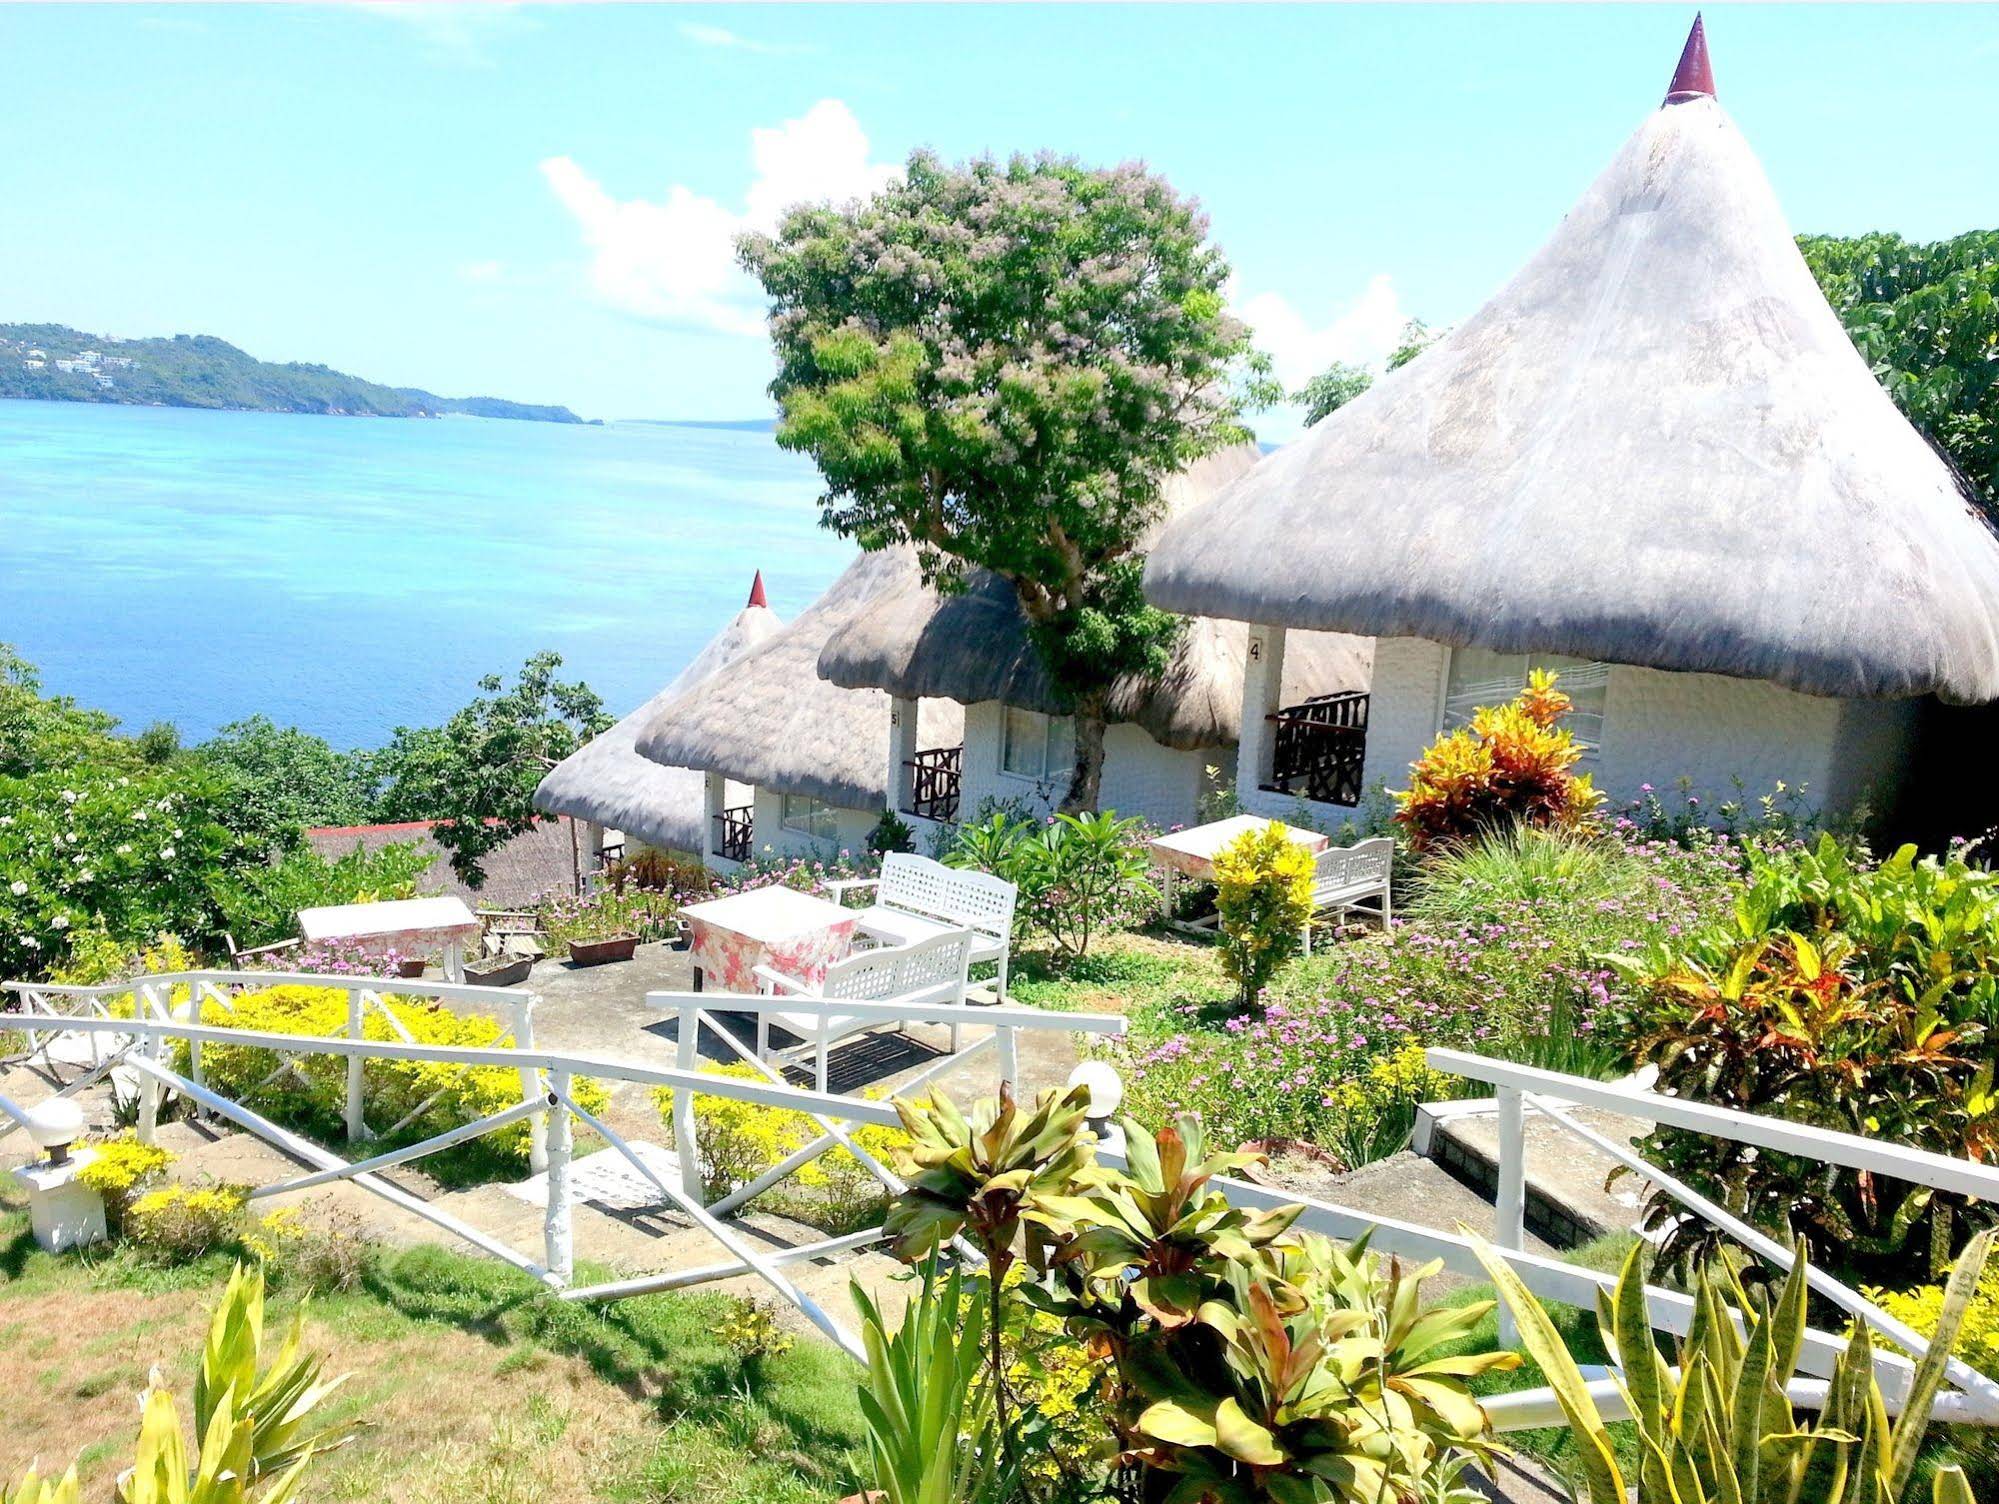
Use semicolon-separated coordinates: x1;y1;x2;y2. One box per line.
0;322;588;424
632;416;779;433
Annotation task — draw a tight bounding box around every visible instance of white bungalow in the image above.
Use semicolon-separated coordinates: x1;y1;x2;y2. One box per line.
1144;20;1999;831
533;573;782;869
634;550;964;872
817;447;1371;842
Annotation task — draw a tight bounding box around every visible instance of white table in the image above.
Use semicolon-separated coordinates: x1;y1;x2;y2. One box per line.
1146;815;1331;934
679;886;860;993
297;896;480;981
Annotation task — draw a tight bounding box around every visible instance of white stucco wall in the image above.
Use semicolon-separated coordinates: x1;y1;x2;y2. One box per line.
952;701;1220;830
745;787;879;864
1237;632;1918;829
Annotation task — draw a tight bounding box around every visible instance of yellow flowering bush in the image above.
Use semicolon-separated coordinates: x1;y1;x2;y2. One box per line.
77;1133;176;1228
126;1182;250;1260
244;1206;370;1291
1870;1264;1999;1381
653;1062;908;1232
719;1296;796;1365
1212;820;1316;1007
1320;1041;1459;1171
191;984;604;1173
1395;668;1602;852
56;927;197;1016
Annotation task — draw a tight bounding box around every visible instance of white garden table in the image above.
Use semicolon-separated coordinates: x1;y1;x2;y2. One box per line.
679;886;859;993
297;895;481;981
1147;814;1330;935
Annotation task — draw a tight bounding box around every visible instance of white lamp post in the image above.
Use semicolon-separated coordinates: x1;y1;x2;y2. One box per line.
1066;1061;1126;1156
12;1098;106;1252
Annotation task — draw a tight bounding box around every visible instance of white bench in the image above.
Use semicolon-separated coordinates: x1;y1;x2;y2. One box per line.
1303;837;1394;952
826;853;1017;1002
751;928;976;1091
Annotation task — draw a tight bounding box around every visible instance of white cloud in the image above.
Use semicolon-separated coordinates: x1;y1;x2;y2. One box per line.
541;99;898;336
457;259;507;285
359;3;536;66
678;22;808;55
1235;273;1407;395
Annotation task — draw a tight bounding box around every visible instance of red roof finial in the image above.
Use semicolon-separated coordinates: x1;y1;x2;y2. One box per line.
1664;14;1716;104
747;570;768;609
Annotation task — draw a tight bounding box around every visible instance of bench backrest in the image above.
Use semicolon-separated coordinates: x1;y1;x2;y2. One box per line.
1313;836;1395;894
877;853;1016;940
819;927;974;1004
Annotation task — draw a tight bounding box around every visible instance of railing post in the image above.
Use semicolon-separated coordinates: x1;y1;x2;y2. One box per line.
186;981;206;1120
676;1004;702;1201
544;1071;572;1285
345;985;366;1141
997;1023;1017;1089
1494;1084;1526;1347
133;984;162;1145
519;995;547;1173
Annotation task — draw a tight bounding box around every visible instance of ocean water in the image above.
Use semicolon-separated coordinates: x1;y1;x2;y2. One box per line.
0;399;847;747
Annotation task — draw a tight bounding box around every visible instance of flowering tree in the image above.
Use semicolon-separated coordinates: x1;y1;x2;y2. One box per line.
739;151;1277;809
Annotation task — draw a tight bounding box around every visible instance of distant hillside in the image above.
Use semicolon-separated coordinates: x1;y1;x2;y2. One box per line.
0;324;585;423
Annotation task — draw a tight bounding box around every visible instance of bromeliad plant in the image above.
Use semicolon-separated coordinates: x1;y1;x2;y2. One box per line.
880;1089;1519;1503
1471;1230;1996;1504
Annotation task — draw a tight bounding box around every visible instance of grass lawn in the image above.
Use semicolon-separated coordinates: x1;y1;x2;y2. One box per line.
0;1205;869;1504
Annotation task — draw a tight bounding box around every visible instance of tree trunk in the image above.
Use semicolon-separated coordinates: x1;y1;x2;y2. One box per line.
1061;697;1108;814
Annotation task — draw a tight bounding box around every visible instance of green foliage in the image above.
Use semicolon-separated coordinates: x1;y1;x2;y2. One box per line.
1386;317;1440;370
1212;820;1316;1007
125;1183;252;1263
945;809;1156;956
1617;835;1999;1279
0;643;128;777
1472;1232;1995;1504
371;651;608;888
192;717;374;851
851;1257;996;1504
0;321;582;423
536;884;678;949
1801;230;1999;517
867;809;917;857
741;150;1276;808
212;839;432;950
1293;360;1373;426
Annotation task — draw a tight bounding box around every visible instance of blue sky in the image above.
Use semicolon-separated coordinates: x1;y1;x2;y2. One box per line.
5;4;1995;432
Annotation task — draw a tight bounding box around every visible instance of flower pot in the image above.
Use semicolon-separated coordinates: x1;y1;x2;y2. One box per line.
464;954;533;987
567;934;639;966
394;958;428;979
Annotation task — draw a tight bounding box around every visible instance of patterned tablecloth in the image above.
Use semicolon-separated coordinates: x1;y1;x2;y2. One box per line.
296;896;481;956
1146;814;1330;883
680;887;859;992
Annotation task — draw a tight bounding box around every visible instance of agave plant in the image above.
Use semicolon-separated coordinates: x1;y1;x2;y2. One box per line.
851;1257;996;1504
2;1469;78;1504
1470;1229;1995;1504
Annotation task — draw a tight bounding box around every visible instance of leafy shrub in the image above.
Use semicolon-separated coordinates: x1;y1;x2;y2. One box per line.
212;839;432;950
946;809;1156;956
125;1182;251;1260
653;1062;907;1232
1212;819;1314;1007
866;809;916;857
602;847;711;897
1618;835;1999;1281
718;1296;796;1367
1394;669;1601;852
192;984;604;1176
78;1133;176;1230
536;884;677;948
1315;1040;1463;1171
244;1206;371;1293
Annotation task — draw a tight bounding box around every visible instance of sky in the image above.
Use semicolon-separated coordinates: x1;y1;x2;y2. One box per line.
4;3;1996;435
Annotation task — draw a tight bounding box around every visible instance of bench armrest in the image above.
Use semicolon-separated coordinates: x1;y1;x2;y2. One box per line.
753;964;815;996
824;877;880;905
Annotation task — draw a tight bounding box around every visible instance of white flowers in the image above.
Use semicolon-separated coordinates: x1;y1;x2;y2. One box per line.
50;914;70;931
59;789;78;805
8;881;25;896
160;846;176;860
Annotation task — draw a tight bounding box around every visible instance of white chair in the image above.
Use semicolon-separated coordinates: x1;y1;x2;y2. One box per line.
826;853;1017;1002
752;927;976;1092
1302;837;1394;953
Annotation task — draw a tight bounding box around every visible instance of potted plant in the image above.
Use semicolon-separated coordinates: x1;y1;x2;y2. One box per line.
463;951;533;987
542;889;657;966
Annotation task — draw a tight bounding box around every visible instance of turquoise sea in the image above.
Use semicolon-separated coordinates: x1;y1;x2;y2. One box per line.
0;399;848;747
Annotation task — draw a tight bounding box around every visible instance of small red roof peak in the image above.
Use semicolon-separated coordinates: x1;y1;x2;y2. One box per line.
747;570;768;609
1664;14;1716;104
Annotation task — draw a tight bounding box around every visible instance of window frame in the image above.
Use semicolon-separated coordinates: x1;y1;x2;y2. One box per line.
779;791;837;843
998;706;1076;784
1437;647;1609;763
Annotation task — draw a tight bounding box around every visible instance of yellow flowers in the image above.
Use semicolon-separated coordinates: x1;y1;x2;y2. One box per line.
1212;820;1316;1006
126;1184;252;1260
78;1133;176;1228
1396;668;1602;852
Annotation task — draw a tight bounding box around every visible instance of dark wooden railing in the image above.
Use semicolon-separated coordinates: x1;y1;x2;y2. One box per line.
1262;691;1369;807
904;745;964;822
714;804;753;863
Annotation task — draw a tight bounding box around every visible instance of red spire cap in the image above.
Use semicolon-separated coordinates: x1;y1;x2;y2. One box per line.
747;570;768;609
1664;14;1716;104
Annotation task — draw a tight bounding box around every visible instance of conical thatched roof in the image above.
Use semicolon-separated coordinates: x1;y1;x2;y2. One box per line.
533;578;783;854
1145;21;1999;704
636;549;965;810
818;447;1371;747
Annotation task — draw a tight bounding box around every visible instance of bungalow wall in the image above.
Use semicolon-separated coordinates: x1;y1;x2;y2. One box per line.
952;701;1222;831
1237;632;1917;830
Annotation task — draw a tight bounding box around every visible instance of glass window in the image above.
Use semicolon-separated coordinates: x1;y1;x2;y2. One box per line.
1441;648;1608;756
1001;707;1075;781
780;792;836;842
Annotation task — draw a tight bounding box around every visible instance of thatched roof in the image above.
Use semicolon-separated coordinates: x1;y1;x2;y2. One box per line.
532;578;782;853
818;448;1370;748
1145;20;1999;705
635;549;965;810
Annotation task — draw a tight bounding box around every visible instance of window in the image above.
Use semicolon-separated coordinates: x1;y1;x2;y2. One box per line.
1441;647;1609;756
780;792;837;843
1001;707;1076;781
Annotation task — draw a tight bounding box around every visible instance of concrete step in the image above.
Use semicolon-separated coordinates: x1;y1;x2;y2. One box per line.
1416;1098;1650;1249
